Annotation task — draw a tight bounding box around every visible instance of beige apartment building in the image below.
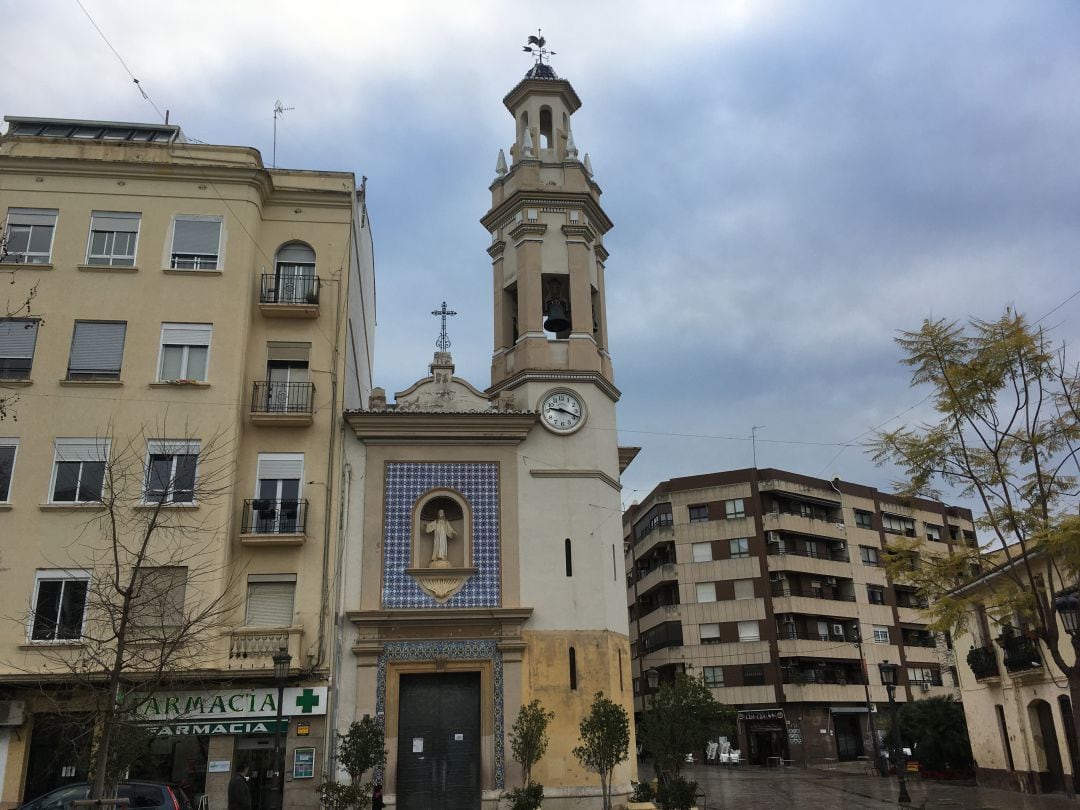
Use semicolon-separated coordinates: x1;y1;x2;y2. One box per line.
953;552;1079;795
0;117;374;809
624;468;975;767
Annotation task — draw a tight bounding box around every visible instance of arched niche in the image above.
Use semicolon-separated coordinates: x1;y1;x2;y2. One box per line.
406;489;477;603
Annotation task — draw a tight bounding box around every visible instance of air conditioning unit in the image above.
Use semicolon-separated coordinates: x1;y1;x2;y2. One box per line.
0;701;26;727
831;624;844;636
920;682;931;692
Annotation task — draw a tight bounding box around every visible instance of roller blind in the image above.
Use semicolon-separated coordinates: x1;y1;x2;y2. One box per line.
256;453;303;481
0;319;39;357
699;623;720;640
267;342;310;362
8;208;57;227
90;211;140;232
172;217;221;254
147;439;200;456
245;578;296;626
276;243;315;264
69;321;126;373
54;438;110;463
161;323;211;346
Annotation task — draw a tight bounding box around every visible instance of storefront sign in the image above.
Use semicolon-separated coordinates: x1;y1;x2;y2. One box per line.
135;686;328;722
293;747;316;779
208;760;231;773
146;720;289;736
738;709;785;722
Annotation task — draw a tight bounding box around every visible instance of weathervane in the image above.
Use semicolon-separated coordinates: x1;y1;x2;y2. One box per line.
522;29;555;65
431;301;457;351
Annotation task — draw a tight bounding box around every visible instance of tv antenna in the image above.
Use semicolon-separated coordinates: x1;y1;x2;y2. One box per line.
272;100;294;169
751;425;766;468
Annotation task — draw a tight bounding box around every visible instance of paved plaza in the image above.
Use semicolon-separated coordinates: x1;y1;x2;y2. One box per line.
674;762;1078;809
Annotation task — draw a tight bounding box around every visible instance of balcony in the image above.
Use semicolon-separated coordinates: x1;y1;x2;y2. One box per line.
767;541;849;563
1000;633;1043;675
637;604;682;634
770;581;856;602
781;662;867;686
259;273;321;318
227;625;303;670
250;381;315;426
762;510;845;540
239;498;308;546
636;563;679;596
966;645;1000;680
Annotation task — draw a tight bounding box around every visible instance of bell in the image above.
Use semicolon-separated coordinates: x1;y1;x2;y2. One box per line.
544;299;571;333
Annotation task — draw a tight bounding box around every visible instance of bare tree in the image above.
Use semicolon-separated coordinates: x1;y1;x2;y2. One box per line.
16;421;240;799
0;234;40;421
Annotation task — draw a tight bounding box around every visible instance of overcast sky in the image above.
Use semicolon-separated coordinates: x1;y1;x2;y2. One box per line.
8;1;1080;513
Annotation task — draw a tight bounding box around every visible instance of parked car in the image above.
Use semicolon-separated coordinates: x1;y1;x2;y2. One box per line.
17;780;192;810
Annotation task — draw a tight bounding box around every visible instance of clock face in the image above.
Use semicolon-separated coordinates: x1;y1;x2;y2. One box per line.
541;390;584;433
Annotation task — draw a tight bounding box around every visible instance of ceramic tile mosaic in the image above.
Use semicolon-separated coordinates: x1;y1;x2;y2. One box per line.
382;462;501;609
374;639;505;789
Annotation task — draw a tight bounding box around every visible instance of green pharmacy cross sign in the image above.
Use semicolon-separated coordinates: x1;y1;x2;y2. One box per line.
295;688;320;714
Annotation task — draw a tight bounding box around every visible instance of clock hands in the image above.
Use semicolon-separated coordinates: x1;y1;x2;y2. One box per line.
546;405;578;417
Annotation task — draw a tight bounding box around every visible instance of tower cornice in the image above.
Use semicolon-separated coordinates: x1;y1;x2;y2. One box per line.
481;190;613;234
502;78;582;115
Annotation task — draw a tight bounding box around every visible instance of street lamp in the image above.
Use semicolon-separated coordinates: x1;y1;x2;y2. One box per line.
644;667;660;693
852;625;887;776
272;647;293;810
877;661;911;805
1055;588;1079;635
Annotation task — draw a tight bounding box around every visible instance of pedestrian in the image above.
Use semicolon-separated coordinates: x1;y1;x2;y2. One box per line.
228;762;252;810
372;782;384;810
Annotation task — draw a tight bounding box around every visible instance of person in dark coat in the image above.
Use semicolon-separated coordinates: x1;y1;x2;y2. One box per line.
228;763;252;810
372;782;384;810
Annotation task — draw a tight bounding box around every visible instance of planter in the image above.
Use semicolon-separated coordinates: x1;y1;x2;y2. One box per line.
627;803;657;810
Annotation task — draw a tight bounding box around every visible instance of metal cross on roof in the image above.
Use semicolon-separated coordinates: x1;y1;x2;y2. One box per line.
522;29;556;65
431;301;457;351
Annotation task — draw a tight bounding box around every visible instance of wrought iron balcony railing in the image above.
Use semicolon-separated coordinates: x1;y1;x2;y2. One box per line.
966;645;1000;679
241;498;308;535
251;381;315;414
260;273;320;305
1000;633;1043;674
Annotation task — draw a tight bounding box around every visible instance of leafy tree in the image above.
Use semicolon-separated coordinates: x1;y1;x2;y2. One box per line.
317;716;387;810
638;673;730;780
880;697;973;772
871;310;1080;750
572;692;629;810
510;699;554;787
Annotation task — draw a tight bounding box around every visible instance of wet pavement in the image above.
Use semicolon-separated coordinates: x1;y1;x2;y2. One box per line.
676;762;1078;809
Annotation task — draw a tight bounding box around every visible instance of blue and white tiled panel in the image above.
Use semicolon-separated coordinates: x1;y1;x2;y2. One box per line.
382;462;501;609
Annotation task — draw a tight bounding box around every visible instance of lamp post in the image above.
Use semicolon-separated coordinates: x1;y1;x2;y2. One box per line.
853;625;887;776
272;647;293;810
1056;588;1079;635
878;661;911;805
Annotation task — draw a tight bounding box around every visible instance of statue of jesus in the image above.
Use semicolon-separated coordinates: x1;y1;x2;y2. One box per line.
425;508;457;567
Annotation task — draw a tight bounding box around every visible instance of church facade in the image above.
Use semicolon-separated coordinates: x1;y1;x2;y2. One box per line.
338;60;636;809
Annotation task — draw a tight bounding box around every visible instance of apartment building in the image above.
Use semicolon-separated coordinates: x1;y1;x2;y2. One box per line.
953;551;1079;794
0;117;374;809
624;468;975;767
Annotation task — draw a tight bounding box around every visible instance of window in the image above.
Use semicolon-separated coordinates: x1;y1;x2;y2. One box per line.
0;440;16;501
251;453;304;533
859;546;880;566
245;574;296;626
691;542;713;563
263;342;312;413
738;620;760;642
67;320;127;380
724;498;745;519
158;323;211;382
733;579;755;600
145;439;199;503
699;623;720;644
270;243;318;304
569;646;577;690
170;215;223;270
882;513;916;536
867;585;885;605
703;666;724;687
696;582;717;603
86;211;139;266
688;504;709;523
728;537;750;559
565;538;573;577
906;666;936;685
854;509;873;530
873;625;890;644
4;208;57;264
30;570;89;641
742;664;765;686
51;438;109;503
0;318;40;379
130;566;187;635
925;524;942;542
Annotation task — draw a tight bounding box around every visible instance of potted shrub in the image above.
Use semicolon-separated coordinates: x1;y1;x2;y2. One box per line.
627;780;657;809
505;699;553;809
656;775;699;810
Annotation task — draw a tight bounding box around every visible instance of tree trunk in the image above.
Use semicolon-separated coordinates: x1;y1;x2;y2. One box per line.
600;771;609;810
1068;670;1080;794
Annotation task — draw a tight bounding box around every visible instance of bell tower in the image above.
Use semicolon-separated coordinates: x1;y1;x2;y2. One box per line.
481;48;615;396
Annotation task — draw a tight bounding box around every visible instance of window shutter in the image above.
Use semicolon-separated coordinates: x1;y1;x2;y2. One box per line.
738;620;760;642
276;243;315;264
245;579;296;626
55;438;110;463
147;439;200;456
69;321;126;373
256;454;303;481
90;211;140;232
733;579;755;600
172;218;221;254
699;623;720;641
267;342;310;362
8;208;57;226
0;319;39;357
160;323;211;346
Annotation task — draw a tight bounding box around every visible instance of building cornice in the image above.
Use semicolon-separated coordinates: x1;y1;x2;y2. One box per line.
343;410;538;444
486;370;620;403
529;468;621;492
